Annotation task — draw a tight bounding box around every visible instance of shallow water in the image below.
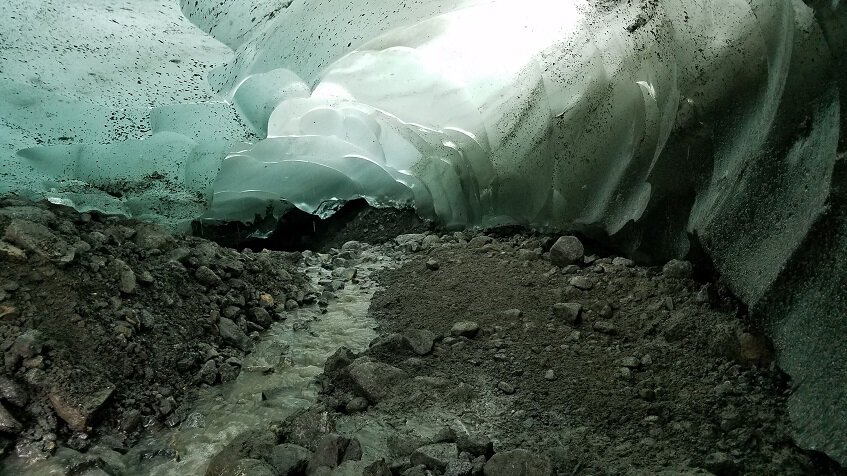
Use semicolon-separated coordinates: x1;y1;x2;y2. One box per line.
4;251;393;475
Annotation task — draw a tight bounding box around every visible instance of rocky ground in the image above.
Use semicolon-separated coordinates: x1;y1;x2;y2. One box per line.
0;197;312;461
0;197;844;475
199;231;845;476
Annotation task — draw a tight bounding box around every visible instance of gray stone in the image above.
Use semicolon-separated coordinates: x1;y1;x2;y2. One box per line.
249;308;272;329
456;433;493;458
114;260;137;294
231;458;277;476
324;347;355;374
269;444;312;476
0;402;22;434
468;236;494;247
363;459;392;476
345;397;369;413
549;236;584;267
347;359;407;403
567;276;594;290
544;370;556;381
0;376;28;407
403;329;436;355
592;321;616;334
133;223;175;251
218;317;253;352
612;257;634;267
410;443;458;472
395;234;426;246
3;219;74;263
309;433;362;471
426;259;440;271
198;360;218;385
497;381;516;395
48;384;114;432
0;206;55;224
619;357;640;369
10;330;43;359
483;449;552;476
445;460;474;476
195;266;222;287
552;303;581;324
663;259;694;279
451;321;480;338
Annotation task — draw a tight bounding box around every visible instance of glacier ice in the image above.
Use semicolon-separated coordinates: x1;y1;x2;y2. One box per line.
1;0;846;464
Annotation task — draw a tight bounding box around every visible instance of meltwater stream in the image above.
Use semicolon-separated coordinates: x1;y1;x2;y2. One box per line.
3;248;399;476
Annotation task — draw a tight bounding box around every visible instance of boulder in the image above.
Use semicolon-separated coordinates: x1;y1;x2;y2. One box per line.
347;359;407;403
549;236;584;267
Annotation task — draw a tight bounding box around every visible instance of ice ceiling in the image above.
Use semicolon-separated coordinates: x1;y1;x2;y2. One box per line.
1;0;845;464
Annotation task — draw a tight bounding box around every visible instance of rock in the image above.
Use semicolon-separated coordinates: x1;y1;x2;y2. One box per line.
567;276;594;290
702;452;741;476
0;402;22;434
195;266;222;287
483;449;552;476
230;458;276;476
345;397;369;413
450;321;480;338
218;317;253;352
347;359;407;403
402;466;430;476
403;329;436;355
369;333;412;355
0;376;28;407
198;359;218;385
0;305;19;320
363;459;392;476
549;236;584;267
269;443;312;476
324;347;356;374
277;405;336;451
0;206;55;224
619;357;640;369
396;234;426;246
544;370;556;380
3;219;74;263
121;410;142;432
0;241;26;261
552;303;581;324
501;309;522;319
205;430;277;476
426;259;440;271
249;308;273;329
663;259;694;279
114;260;137;294
456;433;493;458
497;381;516;395
592;321;616;335
10;330;44;359
309;433;362;471
48;384;115;431
445;460;475;476
468;236;494;247
612;257;634;267
410;443;459;472
735;332;771;364
134;223;175;251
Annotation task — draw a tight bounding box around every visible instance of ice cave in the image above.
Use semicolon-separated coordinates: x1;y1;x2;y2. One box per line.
0;0;845;474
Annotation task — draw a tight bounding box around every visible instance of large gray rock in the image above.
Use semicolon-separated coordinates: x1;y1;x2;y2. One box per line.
48;384;115;432
403;329;436;355
347;359;407;403
483;449;552;476
549;236;584;267
3;219;74;263
410;443;458;472
0;402;22;434
269;443;311;475
218;317;253;352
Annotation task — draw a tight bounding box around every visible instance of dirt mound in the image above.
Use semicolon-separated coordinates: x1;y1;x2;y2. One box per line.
0;198;309;459
318;232;843;475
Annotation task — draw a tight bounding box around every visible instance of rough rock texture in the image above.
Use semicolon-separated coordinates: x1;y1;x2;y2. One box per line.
0;198;308;458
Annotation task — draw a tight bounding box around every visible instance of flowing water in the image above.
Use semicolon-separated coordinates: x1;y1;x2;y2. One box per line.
4;249;397;475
